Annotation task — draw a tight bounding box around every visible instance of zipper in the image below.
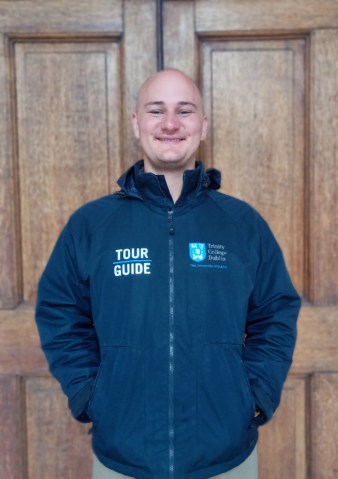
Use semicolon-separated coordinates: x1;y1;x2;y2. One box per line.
168;209;175;479
168;209;175;235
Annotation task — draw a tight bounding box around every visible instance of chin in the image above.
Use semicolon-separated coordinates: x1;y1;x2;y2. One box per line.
158;158;195;170
143;155;196;173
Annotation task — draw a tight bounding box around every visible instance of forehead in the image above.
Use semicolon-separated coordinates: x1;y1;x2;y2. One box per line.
138;72;202;109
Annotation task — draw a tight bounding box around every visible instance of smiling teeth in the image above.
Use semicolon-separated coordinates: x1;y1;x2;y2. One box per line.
159;138;182;142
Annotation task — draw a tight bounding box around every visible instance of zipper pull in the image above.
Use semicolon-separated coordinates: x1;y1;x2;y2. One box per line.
168;210;175;235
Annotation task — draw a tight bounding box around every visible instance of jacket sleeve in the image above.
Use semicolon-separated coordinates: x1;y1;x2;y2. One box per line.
35;216;100;423
243;216;301;426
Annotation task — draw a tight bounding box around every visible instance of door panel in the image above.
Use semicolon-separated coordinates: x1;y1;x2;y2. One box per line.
26;378;91;479
311;29;338;304
15;40;122;303
194;0;338;31
258;377;307;479
0;1;157;477
200;38;305;293
163;2;338;478
0;376;24;479
310;373;338;479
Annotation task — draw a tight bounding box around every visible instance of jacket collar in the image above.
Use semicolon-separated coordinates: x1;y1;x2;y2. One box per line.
117;160;221;210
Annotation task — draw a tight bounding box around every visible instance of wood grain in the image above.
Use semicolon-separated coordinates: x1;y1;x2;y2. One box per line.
292;305;338;374
258;377;307;479
0;0;123;32
200;38;306;295
195;0;338;32
0;0;124;309
0;376;24;479
25;377;92;479
311;373;338;479
122;0;157;169
163;1;196;77
0;308;48;376
310;29;338;305
0;35;21;309
15;41;121;303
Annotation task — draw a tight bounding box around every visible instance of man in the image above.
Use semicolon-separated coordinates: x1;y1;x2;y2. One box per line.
35;69;301;479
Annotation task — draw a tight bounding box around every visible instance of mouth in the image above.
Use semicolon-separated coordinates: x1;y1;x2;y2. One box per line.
156;137;185;144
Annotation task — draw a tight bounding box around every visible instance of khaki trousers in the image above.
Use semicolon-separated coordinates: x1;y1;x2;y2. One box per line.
92;446;258;479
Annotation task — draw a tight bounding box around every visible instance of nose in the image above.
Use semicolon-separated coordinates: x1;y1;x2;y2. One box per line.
161;111;180;131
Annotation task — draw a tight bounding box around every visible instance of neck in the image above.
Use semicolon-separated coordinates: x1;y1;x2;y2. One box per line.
162;171;184;203
143;160;197;204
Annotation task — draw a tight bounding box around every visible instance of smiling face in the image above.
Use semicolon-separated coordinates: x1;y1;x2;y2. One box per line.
132;69;208;175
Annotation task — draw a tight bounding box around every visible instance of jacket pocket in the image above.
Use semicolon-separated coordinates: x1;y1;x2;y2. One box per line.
240;359;256;412
89;346;146;467
197;343;256;466
87;361;104;422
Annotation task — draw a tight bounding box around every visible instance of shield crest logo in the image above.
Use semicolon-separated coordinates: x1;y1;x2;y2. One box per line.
189;243;206;262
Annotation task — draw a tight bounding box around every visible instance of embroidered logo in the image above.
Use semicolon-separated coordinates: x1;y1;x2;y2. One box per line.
189;242;228;270
189;243;207;262
113;247;152;277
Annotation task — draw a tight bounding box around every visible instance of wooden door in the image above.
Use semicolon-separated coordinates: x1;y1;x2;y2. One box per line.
162;1;338;478
1;1;338;478
0;1;157;478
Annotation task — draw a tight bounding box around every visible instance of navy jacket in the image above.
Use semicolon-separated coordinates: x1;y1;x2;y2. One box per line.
35;161;301;479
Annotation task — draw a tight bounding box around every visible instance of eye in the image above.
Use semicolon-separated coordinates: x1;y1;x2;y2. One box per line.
178;109;193;116
148;109;163;116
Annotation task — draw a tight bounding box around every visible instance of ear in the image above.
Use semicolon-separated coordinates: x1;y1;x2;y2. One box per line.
132;112;140;139
201;115;208;141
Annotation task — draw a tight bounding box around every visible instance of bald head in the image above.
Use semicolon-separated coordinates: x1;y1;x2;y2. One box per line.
132;68;208;177
136;69;204;113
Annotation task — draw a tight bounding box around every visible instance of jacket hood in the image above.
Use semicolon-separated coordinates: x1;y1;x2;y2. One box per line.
117;160;221;208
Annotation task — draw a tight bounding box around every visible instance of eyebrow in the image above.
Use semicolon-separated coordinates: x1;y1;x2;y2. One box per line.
144;101;198;108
